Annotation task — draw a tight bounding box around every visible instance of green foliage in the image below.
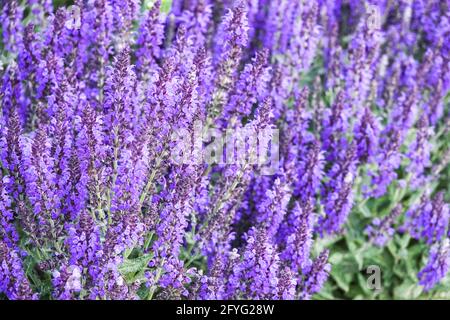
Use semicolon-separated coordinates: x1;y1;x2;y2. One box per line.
119;252;154;284
317;169;450;300
292;48;450;300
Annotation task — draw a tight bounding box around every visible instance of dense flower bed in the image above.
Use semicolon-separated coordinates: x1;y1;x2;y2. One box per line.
0;0;449;300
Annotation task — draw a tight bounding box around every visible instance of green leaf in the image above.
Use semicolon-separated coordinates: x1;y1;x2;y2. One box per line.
331;260;356;293
329;252;344;265
314;282;336;300
161;0;172;13
143;0;172;13
352;249;364;270
356;274;375;297
119;252;154;283
395;234;411;249
358;203;372;218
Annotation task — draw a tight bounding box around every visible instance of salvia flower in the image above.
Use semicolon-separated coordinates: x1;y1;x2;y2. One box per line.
405;192;449;245
281;200;315;272
365;205;402;247
300;249;331;300
136;0;165;77
221;49;271;124
228;228;280;299
318;143;358;235
0;0;448;301
209;1;249;117
344;3;383;111
407;113;432;189
255;172;291;239
0;241;37;300
418;239;450;291
353;107;380;163
295;140;324;201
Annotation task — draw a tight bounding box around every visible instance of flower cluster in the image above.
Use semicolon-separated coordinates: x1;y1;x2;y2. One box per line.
0;0;448;300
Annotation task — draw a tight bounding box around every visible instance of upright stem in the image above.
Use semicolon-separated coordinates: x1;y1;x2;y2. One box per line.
147;257;165;300
106;127;120;224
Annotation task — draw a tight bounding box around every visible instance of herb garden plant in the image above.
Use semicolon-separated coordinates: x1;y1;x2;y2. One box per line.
0;0;449;300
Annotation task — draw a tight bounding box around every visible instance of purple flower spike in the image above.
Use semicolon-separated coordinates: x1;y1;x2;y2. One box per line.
365;205;402;247
300;249;331;300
